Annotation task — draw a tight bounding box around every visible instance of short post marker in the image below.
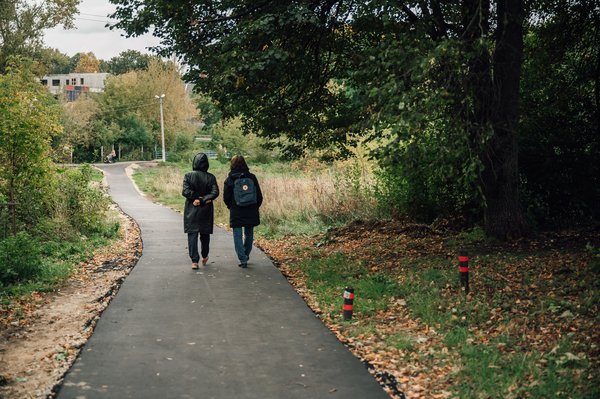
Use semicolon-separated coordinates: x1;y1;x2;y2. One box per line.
459;251;469;294
343;287;354;321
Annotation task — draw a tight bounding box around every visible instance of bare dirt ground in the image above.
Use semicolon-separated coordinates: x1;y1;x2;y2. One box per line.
0;208;142;399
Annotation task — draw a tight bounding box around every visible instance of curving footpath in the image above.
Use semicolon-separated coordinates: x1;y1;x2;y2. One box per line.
57;162;388;399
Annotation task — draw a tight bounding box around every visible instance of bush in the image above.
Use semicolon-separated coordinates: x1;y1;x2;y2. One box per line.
173;132;193;152
0;232;43;285
51;165;111;235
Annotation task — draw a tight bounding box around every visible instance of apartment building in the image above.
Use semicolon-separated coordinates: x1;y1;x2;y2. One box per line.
40;73;110;101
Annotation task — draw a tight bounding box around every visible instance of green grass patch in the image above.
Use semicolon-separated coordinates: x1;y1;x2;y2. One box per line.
89;165;104;182
1;230;117;298
386;332;415;352
291;249;600;397
453;336;596;399
444;326;468;348
342;322;378;337
256;216;331;239
294;252;401;319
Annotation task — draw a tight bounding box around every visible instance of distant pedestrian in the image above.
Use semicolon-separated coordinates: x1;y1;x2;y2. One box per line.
183;153;219;269
105;149;116;163
223;155;263;268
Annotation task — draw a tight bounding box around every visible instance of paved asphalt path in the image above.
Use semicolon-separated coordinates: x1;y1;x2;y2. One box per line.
57;162;388;399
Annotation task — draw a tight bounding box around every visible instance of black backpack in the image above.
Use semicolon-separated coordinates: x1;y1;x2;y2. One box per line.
233;174;257;206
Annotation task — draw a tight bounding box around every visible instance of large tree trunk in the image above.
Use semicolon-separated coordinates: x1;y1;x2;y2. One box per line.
482;0;527;239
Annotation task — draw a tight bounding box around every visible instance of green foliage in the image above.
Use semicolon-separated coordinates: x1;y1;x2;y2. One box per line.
0;232;42;285
104;50;153;75
90;59;199;158
519;4;599;226
36;47;71;75
119;114;153;148
1;223;119;296
108;1;532;238
173;132;193;153
110;0;358;158
297;252;402;318
49;165;111;236
111;1;599;233
0;0;80;73
210;118;278;163
0;58;63;230
453;336;596;399
195;92;222;130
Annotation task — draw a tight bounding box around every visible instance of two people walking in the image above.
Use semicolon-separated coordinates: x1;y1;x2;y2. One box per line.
182;153;262;269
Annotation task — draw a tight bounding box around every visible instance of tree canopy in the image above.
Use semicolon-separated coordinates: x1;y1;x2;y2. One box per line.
0;0;80;72
108;1;598;237
0;58;63;231
74;52;100;73
103;50;154;75
56;58;200;162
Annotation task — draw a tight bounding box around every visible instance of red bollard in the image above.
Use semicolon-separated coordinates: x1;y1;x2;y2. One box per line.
459;251;469;294
343;287;354;320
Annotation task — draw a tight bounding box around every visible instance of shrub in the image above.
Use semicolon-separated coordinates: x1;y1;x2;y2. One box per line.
0;232;43;285
173;132;193;153
51;165;110;235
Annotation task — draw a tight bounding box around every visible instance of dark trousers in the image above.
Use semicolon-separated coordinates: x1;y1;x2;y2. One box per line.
188;232;210;263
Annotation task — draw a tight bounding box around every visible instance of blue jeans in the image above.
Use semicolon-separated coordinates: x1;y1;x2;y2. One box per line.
233;226;253;264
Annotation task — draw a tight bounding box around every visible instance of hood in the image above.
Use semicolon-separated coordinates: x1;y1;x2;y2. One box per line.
192;153;209;172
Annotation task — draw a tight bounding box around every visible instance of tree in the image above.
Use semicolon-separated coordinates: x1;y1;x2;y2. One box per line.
0;0;80;72
74;52;101;73
95;59;199;154
0;58;62;233
59;94;101;161
109;0;594;238
68;52;81;72
519;1;600;225
36;47;71;75
195;92;222;131
105;49;153;75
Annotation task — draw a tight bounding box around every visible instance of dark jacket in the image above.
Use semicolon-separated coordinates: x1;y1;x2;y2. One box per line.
182;153;219;234
223;167;263;228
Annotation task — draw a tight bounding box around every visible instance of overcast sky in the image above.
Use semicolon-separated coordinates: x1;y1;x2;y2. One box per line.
43;0;162;61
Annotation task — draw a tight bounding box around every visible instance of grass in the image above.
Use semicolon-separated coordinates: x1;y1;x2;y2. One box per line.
284;247;598;398
386;332;415;351
1;163;123;310
295;252;403;319
0;212;120;299
132;158;379;238
454;336;597;399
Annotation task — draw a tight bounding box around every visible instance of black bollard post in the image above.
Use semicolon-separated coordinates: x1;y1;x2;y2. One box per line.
459;251;469;294
343;287;354;320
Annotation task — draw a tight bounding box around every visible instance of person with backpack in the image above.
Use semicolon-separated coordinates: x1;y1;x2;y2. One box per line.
223;155;263;268
182;153;219;269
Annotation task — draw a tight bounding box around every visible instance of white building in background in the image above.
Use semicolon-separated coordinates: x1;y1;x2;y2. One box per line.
40;73;110;101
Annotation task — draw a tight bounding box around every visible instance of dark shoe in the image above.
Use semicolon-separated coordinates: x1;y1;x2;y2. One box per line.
238;263;247;268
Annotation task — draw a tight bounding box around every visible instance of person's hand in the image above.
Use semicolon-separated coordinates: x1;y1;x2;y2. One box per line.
193;199;201;206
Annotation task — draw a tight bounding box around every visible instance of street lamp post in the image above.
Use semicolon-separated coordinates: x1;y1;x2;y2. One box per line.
155;94;166;162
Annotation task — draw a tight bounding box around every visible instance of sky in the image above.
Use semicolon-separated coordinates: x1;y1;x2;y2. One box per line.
43;0;162;61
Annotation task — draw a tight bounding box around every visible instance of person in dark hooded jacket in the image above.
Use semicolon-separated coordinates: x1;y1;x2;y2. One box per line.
182;153;219;269
223;155;263;268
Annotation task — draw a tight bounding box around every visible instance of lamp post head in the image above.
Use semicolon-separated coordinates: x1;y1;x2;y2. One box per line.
155;94;165;99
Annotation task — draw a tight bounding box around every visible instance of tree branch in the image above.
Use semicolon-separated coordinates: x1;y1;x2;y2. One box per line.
192;0;274;24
